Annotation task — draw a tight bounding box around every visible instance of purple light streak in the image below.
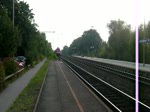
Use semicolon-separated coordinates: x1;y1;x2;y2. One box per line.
135;0;140;112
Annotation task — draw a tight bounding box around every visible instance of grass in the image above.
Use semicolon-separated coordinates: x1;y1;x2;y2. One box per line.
7;59;50;112
1;62;37;92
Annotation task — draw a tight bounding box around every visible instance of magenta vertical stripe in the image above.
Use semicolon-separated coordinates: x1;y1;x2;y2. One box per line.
135;25;139;112
135;0;139;112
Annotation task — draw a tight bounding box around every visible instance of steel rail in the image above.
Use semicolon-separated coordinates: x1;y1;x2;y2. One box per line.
61;56;150;112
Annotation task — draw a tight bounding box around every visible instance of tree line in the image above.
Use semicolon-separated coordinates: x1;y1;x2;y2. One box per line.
62;19;150;64
0;0;53;64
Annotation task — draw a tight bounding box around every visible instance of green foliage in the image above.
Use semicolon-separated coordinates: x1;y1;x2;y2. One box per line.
138;23;150;64
99;41;108;58
51;53;58;60
0;63;5;91
61;46;69;55
0;0;53;65
3;58;17;76
7;59;50;112
66;29;102;57
0;64;5;81
107;20;132;61
62;19;150;64
0;6;21;57
128;31;135;62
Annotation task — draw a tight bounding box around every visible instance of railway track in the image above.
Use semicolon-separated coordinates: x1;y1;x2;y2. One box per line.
61;56;150;112
66;56;150;106
72;56;150;85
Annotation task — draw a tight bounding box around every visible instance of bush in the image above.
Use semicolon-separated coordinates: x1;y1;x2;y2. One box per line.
0;63;5;90
0;63;5;81
3;58;18;76
38;54;44;61
52;53;57;59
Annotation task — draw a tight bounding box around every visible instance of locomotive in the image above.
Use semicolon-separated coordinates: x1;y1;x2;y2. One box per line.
54;47;61;57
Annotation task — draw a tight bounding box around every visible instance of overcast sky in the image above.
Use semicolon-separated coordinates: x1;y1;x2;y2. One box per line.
22;0;150;50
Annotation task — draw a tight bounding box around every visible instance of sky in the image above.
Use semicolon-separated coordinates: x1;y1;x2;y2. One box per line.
22;0;150;50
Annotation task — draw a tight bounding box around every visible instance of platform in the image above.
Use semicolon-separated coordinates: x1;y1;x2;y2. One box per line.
35;60;111;112
75;56;150;72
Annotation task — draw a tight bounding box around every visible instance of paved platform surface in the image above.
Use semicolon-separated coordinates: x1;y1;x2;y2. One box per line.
75;56;150;72
0;59;46;112
36;60;111;112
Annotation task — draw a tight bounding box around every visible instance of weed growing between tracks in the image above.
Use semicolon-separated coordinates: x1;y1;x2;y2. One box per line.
7;59;50;112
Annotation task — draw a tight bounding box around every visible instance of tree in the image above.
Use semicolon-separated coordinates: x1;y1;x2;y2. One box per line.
99;41;108;58
0;6;21;57
0;0;53;63
144;22;150;64
62;46;69;55
80;29;102;56
139;22;150;64
107;20;131;61
67;29;102;57
69;37;82;55
128;31;135;62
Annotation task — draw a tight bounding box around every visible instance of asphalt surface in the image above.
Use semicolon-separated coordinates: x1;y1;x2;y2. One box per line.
35;60;111;112
0;59;46;112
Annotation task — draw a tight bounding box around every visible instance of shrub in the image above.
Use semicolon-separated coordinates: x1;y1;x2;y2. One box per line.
3;58;17;76
0;63;5;90
38;54;44;61
52;53;57;59
0;63;5;81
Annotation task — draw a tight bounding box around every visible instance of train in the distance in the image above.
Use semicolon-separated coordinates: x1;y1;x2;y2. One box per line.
54;47;61;57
